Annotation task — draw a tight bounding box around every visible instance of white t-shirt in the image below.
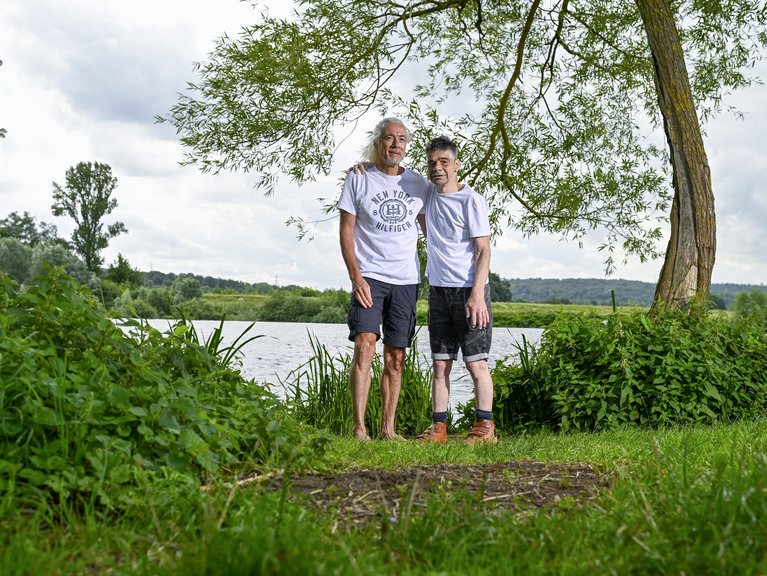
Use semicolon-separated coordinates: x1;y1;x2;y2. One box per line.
425;183;491;287
338;166;429;285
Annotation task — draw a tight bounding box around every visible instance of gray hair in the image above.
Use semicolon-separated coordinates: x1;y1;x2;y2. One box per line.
361;117;411;164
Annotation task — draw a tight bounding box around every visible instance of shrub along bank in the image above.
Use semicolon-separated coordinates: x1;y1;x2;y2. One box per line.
0;270;328;521
490;309;767;432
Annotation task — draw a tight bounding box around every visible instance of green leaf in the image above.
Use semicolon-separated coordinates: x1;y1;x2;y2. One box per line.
107;385;130;407
129;406;148;417
158;409;181;434
31;406;60;426
179;428;205;451
703;383;723;402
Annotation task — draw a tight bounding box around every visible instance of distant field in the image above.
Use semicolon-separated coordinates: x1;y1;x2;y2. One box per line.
201;293;732;327
418;300;648;316
416;300;653;327
203;292;731;327
203;293;269;305
205;293;645;311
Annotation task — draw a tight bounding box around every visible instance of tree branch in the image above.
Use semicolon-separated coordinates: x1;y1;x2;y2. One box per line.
464;0;542;183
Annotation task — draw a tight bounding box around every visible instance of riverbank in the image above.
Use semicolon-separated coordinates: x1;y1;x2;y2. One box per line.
4;271;760;574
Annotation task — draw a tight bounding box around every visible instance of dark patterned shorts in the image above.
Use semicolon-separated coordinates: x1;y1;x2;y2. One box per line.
428;285;492;362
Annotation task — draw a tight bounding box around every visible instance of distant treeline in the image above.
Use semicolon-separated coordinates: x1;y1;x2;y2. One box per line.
504;278;767;309
142;270;765;310
143;271;298;294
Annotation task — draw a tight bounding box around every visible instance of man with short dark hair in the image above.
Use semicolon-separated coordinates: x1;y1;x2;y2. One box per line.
416;135;497;444
339;117;429;440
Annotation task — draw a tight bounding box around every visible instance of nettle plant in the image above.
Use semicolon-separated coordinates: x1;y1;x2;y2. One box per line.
492;309;767;432
0;269;326;518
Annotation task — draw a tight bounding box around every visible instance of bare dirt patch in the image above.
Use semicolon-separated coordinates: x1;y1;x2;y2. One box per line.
261;460;608;528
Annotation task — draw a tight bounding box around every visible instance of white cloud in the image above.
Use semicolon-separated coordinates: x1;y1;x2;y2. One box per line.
2;0;767;290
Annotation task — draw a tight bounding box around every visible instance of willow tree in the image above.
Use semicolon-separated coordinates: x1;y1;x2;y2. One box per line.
163;0;767;309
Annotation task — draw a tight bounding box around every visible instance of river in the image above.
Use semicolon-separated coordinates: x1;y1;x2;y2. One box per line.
145;320;544;409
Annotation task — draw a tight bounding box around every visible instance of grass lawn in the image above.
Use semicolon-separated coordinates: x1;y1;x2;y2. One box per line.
5;419;767;575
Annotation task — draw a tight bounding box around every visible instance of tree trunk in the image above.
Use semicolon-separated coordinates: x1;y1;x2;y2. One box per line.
636;0;716;311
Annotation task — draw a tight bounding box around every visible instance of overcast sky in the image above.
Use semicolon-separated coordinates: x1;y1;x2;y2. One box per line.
2;1;766;290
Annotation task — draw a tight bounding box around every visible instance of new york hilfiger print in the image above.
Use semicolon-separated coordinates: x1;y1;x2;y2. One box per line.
372;189;419;232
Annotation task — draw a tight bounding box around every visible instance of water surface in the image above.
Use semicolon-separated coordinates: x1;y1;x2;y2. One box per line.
146;320;543;409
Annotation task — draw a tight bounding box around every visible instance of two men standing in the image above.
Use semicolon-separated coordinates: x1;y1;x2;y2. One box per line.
339;118;496;444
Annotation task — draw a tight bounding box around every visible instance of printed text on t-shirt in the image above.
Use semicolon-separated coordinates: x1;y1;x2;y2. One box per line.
371;189;418;231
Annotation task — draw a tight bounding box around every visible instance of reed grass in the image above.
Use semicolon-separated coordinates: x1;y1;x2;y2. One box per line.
282;331;433;437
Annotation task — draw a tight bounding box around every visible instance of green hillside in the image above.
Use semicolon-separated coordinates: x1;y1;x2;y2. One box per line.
504;277;766;308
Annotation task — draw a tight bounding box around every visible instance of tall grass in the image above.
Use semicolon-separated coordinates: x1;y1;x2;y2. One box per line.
283;332;433;437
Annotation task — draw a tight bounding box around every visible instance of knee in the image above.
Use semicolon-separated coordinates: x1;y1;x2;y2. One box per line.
466;360;490;380
354;334;377;362
383;349;406;373
432;360;452;379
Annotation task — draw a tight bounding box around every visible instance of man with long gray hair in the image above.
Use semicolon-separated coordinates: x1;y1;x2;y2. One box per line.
339;117;429;440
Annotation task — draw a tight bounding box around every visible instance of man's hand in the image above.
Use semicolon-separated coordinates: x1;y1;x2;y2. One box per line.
346;161;370;174
465;291;489;330
352;276;373;308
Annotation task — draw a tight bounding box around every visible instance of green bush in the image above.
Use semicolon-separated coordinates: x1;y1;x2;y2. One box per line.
258;292;322;322
492;309;767;432
0;237;32;284
0;270;327;519
95;277;123;308
110;285;170;318
734;288;767;324
177;296;220;319
310;305;346;323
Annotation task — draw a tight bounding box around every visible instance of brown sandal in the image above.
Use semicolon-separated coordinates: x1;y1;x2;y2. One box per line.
465;420;497;445
416;422;447;444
